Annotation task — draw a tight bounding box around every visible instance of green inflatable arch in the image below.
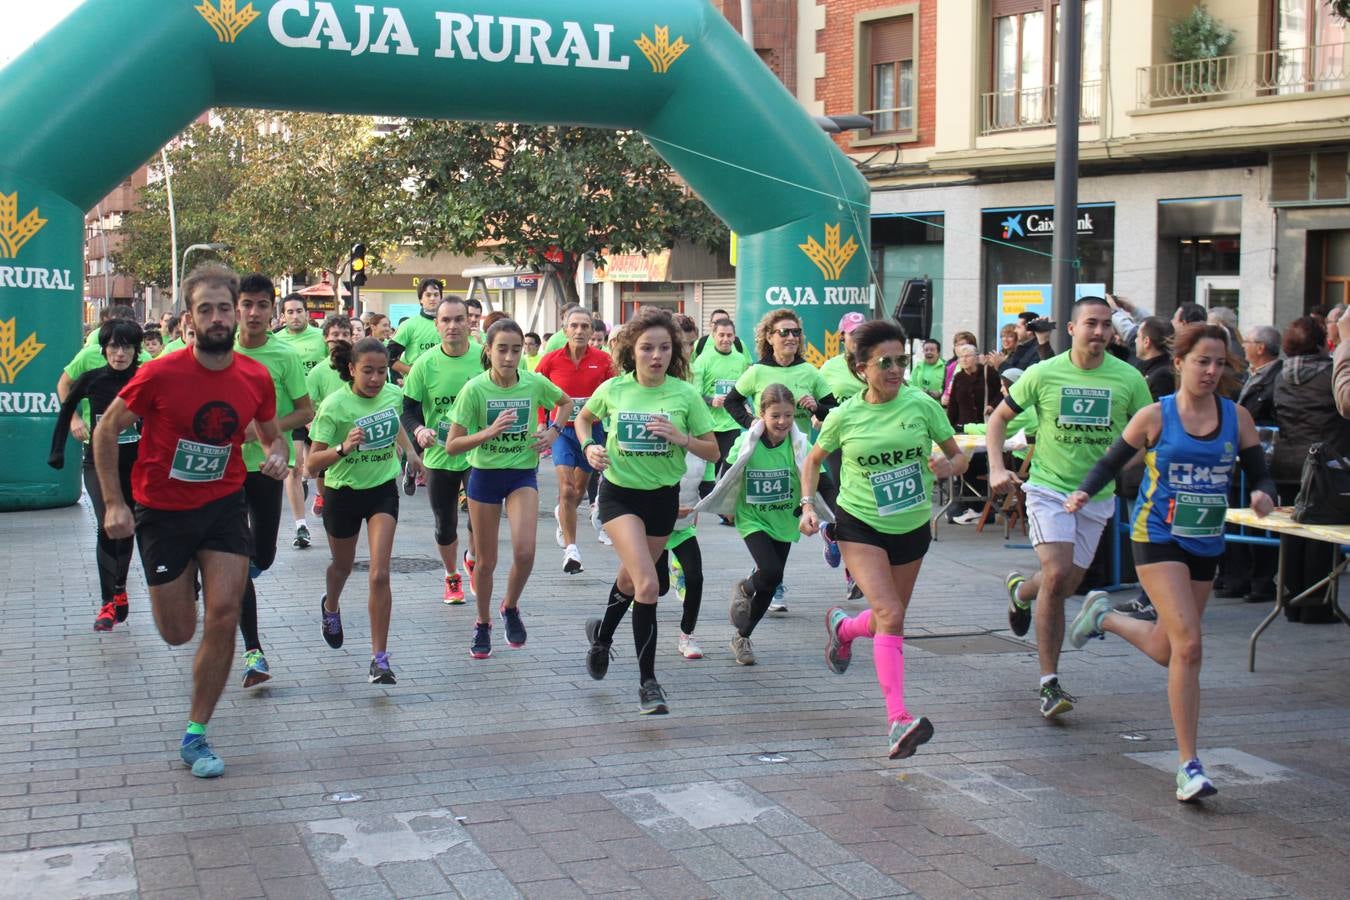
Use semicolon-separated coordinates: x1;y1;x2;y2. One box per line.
0;0;870;510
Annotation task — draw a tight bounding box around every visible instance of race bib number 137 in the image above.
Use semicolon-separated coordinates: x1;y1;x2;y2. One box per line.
356;407;399;451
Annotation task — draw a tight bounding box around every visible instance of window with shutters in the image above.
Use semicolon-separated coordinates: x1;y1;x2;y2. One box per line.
986;0;1102;132
862;14;916;134
1270;151;1350;206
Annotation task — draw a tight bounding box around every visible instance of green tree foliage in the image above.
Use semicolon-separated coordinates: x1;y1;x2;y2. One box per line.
115;110;405;289
386;121;728;301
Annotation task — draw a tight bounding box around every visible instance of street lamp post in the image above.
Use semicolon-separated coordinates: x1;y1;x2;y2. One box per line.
178;242;227;310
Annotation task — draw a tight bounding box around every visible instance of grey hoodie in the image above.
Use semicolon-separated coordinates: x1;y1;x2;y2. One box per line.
1273;353;1344;484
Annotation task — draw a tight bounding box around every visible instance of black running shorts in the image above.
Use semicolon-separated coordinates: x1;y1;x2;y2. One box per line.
322;479;400;539
1132;541;1220;582
135;490;253;586
832;506;932;567
596;480;679;537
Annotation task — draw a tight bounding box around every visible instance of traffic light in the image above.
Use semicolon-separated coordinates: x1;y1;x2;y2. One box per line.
351;243;367;286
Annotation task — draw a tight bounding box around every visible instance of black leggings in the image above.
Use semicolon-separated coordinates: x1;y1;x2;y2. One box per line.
83;458;135;605
587;470;600;505
740;531;792;637
656;537;703;635
426;467;469;546
241;471;285;653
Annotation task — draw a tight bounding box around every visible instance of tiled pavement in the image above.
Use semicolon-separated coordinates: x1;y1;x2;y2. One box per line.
3;463;1349;899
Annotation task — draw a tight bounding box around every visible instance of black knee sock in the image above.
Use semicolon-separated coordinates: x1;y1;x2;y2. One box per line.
239;580;261;652
697;479;714;499
676;540;703;635
599;582;633;643
632;601;657;682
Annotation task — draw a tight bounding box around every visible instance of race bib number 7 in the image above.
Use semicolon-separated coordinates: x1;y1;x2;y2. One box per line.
870;462;926;516
1171;492;1226;538
356;408;399;451
170;439;230;482
1058;387;1112;427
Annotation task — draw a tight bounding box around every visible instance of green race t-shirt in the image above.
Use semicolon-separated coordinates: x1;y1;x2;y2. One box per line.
730;432;802;544
274;325;329;373
734;361;831;436
1007;351;1151;500
815;386;954;535
693;346;751;433
311;382;405;490
544;330;568;353
403;345;485;472
910;360;946;398
450;371;565;470
306;361;345;410
584;373;715;490
819;353;863;401
235;334;307;471
161;337;187;355
392;313;441;368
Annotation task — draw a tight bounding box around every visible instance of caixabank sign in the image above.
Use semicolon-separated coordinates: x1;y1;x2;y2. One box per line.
0;0;869;509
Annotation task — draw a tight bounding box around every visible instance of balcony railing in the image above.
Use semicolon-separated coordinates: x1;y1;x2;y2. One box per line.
979;81;1102;134
1136;43;1348;109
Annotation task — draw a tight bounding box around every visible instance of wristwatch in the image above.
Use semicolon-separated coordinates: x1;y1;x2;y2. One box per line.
335;444;347;458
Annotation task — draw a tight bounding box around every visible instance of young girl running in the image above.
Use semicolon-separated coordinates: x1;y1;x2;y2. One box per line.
1064;324;1275;802
700;383;818;665
309;338;424;685
576;307;719;714
802;320;967;760
49;320;144;631
446;318;570;660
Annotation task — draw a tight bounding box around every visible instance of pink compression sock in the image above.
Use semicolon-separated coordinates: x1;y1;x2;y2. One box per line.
872;633;909;724
836;609;872;643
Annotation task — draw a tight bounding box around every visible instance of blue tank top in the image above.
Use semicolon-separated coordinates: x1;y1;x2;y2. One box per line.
1130;395;1239;556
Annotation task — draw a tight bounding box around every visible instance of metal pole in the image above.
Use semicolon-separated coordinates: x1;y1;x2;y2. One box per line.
740;0;754;47
1050;0;1083;350
162;149;178;313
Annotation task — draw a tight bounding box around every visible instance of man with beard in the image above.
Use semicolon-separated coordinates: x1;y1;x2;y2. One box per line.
93;265;288;778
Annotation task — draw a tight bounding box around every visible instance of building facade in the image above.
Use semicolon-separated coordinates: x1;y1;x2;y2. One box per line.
808;0;1349;345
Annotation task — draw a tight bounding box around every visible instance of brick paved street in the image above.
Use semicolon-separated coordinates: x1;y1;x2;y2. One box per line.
3;462;1349;899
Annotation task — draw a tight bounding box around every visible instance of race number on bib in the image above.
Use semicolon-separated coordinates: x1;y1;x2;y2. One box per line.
714;380;736;399
1171;492;1226;538
745;467;792;505
1058;387;1112;427
356;408;399;451
95;413;140;445
870;462;925;516
170;439;230;482
486;398;531;434
436;419;452;444
570;397;589;421
616;412;669;454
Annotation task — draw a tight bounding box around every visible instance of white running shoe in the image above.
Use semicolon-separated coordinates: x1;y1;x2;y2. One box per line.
554;505;565;548
563;544;583;575
677;633;703;659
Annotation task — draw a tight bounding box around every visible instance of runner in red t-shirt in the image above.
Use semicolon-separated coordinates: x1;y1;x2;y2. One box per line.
94;265;289;780
534;308;615;574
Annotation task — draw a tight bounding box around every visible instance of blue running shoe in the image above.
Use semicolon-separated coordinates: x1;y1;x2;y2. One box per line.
501;606;527;648
769;584;787;614
470;621;493;659
180;735;224;778
1069;591;1113;649
824;606;852;675
822;524;841;568
1176;759;1217;802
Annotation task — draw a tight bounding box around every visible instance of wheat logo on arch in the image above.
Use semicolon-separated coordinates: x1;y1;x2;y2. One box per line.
636;26;690;74
0;318;44;384
799;224;859;281
196;0;260;43
0;193;47;260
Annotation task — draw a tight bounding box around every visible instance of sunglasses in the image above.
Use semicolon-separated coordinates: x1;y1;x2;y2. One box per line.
867;355;909;370
774;327;803;338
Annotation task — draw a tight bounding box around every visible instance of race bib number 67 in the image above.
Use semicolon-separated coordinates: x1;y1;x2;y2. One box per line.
1058;387;1112;427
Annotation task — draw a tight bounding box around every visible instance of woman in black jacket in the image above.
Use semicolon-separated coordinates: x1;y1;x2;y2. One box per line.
1272;317;1347;622
50;320;143;632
